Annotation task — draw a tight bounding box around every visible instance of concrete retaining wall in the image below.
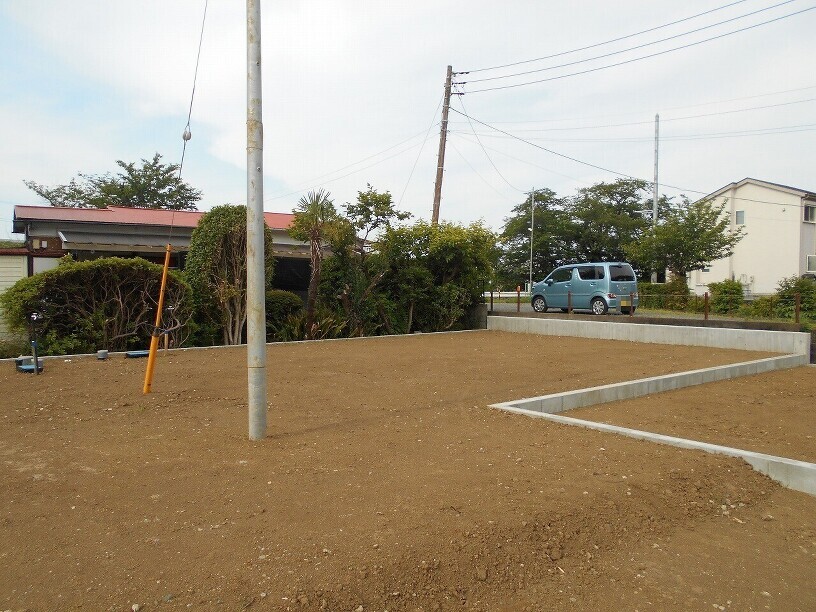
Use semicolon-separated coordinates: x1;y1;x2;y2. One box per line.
488;316;811;356
490;354;809;415
492;405;816;498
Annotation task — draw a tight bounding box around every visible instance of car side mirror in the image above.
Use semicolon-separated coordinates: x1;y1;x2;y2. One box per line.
545;279;553;286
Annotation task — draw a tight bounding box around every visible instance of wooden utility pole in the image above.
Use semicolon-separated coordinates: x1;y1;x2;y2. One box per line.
432;65;453;225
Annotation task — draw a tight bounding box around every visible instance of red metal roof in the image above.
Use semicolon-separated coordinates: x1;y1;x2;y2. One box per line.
13;205;295;231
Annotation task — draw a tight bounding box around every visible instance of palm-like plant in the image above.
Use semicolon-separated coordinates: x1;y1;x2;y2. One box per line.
288;189;339;338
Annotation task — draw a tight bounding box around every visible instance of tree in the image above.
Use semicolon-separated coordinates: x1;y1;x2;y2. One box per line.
24;153;201;210
288;189;341;338
0;257;193;355
320;185;412;336
185;205;275;345
379;221;497;333
569;179;650;262
496;188;576;289
625;197;745;282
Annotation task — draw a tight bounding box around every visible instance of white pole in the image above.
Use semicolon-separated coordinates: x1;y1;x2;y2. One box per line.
529;188;535;292
651;113;659;284
247;0;267;440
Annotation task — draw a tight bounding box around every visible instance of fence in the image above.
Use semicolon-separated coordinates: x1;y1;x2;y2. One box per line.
487;289;807;324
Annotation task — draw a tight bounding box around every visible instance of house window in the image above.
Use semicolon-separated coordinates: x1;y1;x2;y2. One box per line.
735;210;745;225
808;255;816;273
805;204;816;223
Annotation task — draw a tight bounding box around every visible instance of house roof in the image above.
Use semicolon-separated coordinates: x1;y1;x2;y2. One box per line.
705;178;816;201
12;205;295;232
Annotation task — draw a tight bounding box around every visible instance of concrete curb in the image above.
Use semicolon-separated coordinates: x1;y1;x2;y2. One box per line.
490;354;808;415
1;329;482;362
491;404;816;497
487;316;811;355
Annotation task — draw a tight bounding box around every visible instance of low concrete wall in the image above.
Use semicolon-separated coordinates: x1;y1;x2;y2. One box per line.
488;316;811;356
491;355;808;415
492;405;816;498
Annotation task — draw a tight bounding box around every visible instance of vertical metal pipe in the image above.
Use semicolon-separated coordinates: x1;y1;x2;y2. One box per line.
704;292;709;321
651;113;659;284
529;188;534;293
247;0;267;440
490;290;493;312
516;286;520;313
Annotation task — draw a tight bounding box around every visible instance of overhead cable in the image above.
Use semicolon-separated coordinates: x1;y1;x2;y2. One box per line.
457;0;797;85
458;0;751;74
447;106;813;207
457;7;816;93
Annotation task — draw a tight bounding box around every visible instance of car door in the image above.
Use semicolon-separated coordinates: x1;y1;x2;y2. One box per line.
543;266;573;308
572;265;598;309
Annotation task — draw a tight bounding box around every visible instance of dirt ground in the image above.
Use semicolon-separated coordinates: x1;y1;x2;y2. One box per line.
1;330;814;611
570;367;816;463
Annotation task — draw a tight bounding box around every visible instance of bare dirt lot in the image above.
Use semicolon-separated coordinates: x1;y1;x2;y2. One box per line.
1;331;814;611
570;367;816;463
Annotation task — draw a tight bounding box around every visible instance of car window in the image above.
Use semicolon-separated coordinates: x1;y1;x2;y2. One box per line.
595;266;605;279
577;266;596;280
550;267;573;283
610;264;635;281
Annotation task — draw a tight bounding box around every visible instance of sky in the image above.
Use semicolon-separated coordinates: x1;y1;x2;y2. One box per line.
1;0;815;240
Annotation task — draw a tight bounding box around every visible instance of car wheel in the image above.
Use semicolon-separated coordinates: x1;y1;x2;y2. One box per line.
560;308;569;313
591;297;608;315
532;296;547;312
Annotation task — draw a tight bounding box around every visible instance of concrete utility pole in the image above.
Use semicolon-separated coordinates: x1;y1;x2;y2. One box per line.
651;113;659;284
246;0;267;440
431;65;453;225
529;188;535;292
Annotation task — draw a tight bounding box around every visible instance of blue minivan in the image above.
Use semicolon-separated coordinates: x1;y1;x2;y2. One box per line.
531;262;639;315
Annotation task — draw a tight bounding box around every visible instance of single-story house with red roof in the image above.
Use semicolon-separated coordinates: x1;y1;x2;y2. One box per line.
4;204;311;296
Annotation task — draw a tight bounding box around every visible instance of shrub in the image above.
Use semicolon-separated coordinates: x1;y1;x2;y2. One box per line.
0;336;30;359
707;279;744;314
265;289;303;340
0;257;193;355
273;308;346;342
774;276;816;320
638;277;691;311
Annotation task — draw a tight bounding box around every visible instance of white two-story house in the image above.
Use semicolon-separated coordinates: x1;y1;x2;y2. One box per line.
689;178;816;296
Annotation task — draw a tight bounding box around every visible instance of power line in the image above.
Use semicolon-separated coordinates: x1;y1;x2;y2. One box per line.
460;97;816;133
263;132;433;203
398;96;443;207
447;84;816;125
457;0;797;85
450;122;816;143
178;0;209;179
447;107;814;208
458;0;751;74
455;92;525;192
447;140;518;202
458;6;816;94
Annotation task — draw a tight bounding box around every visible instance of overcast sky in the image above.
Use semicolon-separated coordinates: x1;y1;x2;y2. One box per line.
2;0;814;239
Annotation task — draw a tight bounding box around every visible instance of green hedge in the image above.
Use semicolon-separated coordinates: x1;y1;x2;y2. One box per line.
0;257;193;355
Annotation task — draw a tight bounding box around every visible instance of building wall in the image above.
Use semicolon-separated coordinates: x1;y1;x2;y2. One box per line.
33;256;60;274
0;255;27;340
690;183;804;295
801;211;816;275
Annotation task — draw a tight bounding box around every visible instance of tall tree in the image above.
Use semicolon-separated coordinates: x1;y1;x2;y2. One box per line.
24;153;201;210
185;205;275;345
496;188;575;289
625;197;745;282
569;179;650;262
288;189;341;338
321;185;411;336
